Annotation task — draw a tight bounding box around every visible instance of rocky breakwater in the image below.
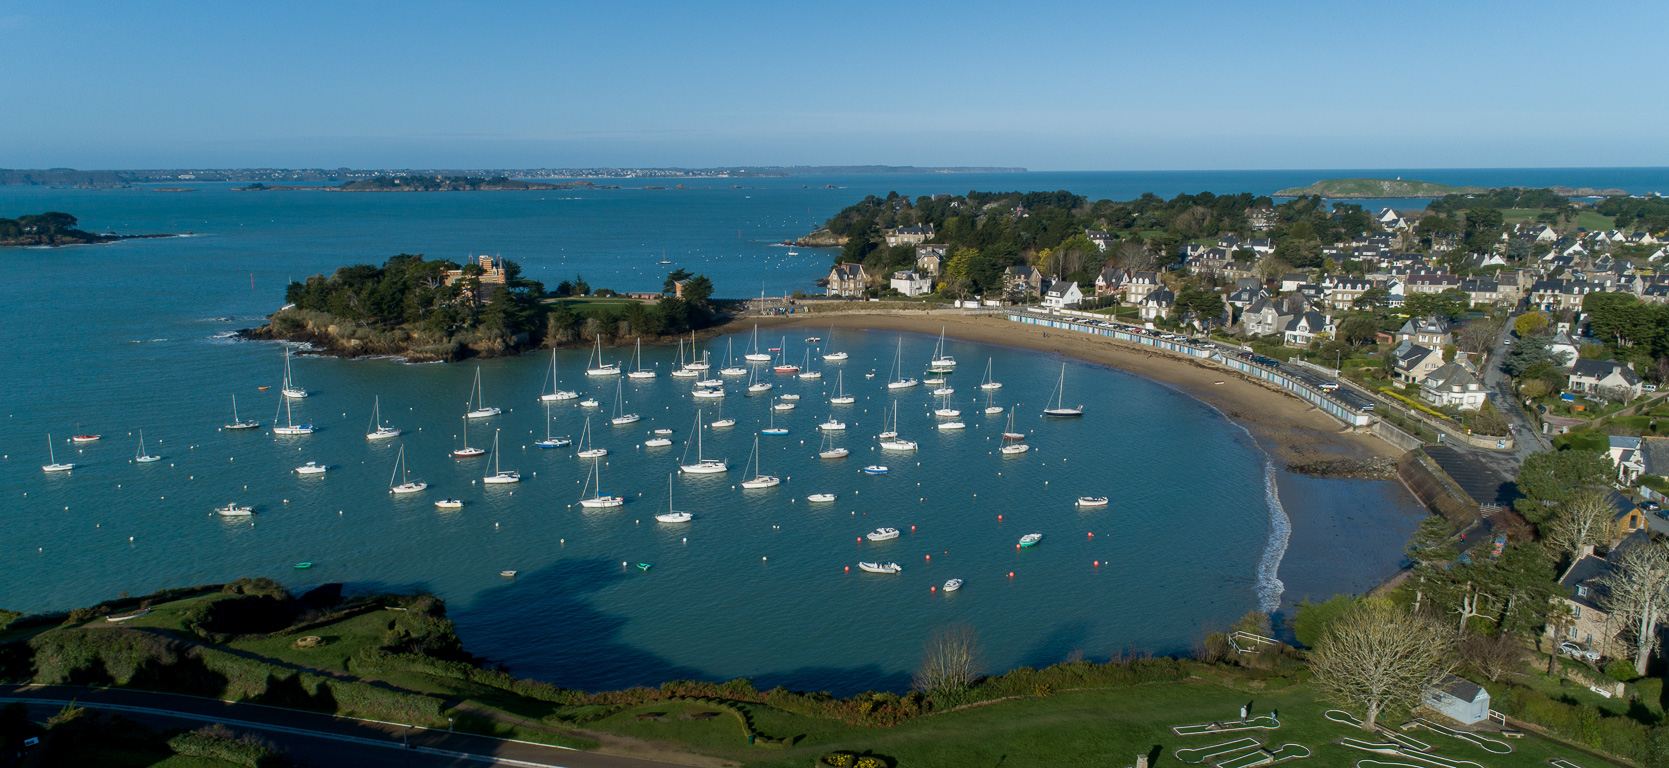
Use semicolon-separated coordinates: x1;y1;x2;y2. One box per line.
239;307;530;362
1286;456;1398;480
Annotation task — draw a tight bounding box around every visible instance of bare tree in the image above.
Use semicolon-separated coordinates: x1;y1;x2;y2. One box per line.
1543;602;1577;674
1254;254;1291;282
913;623;982;694
1114;241;1156;273
1598;542;1669;677
1458;321;1500;356
1545;491;1618;563
1309;600;1456;731
1457;633;1524;682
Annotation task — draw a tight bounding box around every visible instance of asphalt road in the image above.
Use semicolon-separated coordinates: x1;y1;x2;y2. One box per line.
1481;312;1551;461
0;685;700;768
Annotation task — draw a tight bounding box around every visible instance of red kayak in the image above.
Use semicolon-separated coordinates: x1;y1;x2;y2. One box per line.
71;434;101;443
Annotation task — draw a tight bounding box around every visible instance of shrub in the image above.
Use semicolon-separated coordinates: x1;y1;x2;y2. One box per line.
167;724;279;767
1606;658;1639;683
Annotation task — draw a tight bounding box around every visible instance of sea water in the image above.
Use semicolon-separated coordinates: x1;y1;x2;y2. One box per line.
4;168;1657;691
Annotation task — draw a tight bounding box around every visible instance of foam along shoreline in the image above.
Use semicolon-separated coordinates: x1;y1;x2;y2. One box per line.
738;311;1396;466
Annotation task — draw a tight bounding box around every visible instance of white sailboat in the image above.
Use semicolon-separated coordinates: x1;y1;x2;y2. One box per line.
773;396;795;411
1003;410;1027;441
453;415;486;457
684;331;709;371
576;416;608;458
671;338;699;378
979;357;1003;390
366;396;402;440
983;388;1004;416
225;395;259;430
535;402;571;448
578;457;624;508
886;339;919;389
42;434;75;472
772;336;800;373
879;402;899;439
746;365;772;393
821;326;848;361
627;337;657;379
934;391;961;418
585;336;621;376
272;397;315;435
830;370;855;405
818;414;846;431
679;411;728;474
609;379;640;425
879;404;917;451
1043;363;1084;417
739;435;780;488
720;338;748;376
818;428;848;459
710;403;736;429
465;367;501;418
1001;442;1031;455
483;429;520;484
134;430;162;463
929;327;956;369
540;347;579;401
654;474;693;523
389;446;427;494
762;405;789;435
692;384;726;399
281;347;308;398
797;349;822;380
744;324;772;362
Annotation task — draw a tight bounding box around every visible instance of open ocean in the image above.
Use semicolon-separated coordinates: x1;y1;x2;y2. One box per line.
2;167;1660;692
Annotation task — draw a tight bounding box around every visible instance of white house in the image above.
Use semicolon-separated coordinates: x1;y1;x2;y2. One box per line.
889;270;932;297
1610;435;1646;484
1568;359;1643;401
1420;362;1488;411
1040;279;1084;309
1139;287;1174;321
1423;674;1490;725
1282;311;1333;347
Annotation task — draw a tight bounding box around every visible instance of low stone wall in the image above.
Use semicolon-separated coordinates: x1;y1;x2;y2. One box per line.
1372;420;1425;453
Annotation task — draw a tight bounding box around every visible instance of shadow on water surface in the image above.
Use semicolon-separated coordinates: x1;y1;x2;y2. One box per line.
447;557;913;695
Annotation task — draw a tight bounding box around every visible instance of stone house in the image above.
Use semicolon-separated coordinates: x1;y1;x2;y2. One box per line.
884;224;934;246
443;254;510;302
1567;359;1643;401
1123;271;1162;305
826;263;869;298
1004;266;1043;300
914;244;946;277
1138;287;1174;321
1094;267;1127;297
1547;531;1653;658
1393;343;1446;384
1397;317;1452;348
1282;311;1332;347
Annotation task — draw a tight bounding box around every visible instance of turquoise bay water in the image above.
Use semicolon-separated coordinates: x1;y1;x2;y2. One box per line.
6;168;1657;691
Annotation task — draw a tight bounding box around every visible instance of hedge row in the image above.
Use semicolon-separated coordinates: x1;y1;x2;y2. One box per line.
1495;684;1664;764
166;724;278;767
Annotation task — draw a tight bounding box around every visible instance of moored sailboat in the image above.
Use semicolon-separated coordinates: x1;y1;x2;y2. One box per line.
388;446;427;494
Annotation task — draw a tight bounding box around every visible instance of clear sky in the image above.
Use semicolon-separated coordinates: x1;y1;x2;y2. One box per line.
3;0;1665;171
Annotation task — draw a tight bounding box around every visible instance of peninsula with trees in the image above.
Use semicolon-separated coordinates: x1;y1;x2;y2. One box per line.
237;175;614;192
242;254;720;361
1275;178;1631;199
0;211;175;246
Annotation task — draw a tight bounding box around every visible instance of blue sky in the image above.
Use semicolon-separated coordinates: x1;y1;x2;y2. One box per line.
2;0;1665;170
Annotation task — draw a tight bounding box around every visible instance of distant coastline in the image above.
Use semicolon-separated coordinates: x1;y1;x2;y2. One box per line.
1275;176;1630;198
0;165;1026;187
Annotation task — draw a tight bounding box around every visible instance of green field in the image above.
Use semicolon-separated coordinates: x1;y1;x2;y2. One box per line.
1499;208;1614;231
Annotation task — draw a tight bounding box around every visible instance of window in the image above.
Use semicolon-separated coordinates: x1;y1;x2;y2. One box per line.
1577;585;1588;598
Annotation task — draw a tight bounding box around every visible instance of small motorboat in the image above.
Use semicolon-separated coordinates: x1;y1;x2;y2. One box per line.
293;562;312;570
580;398;600;407
819;420;846;431
70;434;101;443
805;337;821;343
879;440;917;451
862;465;889;474
867;527;900;541
858;561;902;574
780;394;801;401
1076;497;1109;508
535;437;572;448
710;418;736;428
943;578;963;592
655;511;693;523
500;570;517;577
937;421;965;431
1018;533;1043;547
295;461;329;475
653;428;674;435
693;387;726;398
644;437;673;447
806;493;836;503
257;386;270;390
773;401;796;411
542;390;580;401
819;447;849;459
435;499;465;509
824;351;849;361
215;503;254;517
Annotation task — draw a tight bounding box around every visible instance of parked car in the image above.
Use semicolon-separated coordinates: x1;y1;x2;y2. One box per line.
1319;382;1340;391
1558;642;1601;663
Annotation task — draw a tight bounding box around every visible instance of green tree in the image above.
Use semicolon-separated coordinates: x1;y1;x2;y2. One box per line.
1513;312;1548;337
1292;594;1361;648
661;269;692;296
1513;450;1614;525
1337;314;1382;347
680;275;714;307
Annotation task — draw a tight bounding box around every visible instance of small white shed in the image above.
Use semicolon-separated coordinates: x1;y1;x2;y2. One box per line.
1424;674;1490;725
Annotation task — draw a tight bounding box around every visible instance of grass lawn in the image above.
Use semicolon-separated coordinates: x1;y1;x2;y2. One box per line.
226;609;396;674
544;296;647;309
1499;208;1615;232
584;681;1614;768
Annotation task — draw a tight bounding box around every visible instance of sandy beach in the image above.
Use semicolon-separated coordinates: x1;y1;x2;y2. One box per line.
726;311;1397;467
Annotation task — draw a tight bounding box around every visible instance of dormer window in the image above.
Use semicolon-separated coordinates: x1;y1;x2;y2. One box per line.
1577;585;1589;598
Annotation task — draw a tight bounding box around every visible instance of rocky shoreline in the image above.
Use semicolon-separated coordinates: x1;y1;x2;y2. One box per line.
1285;456;1398;480
783;229;845;248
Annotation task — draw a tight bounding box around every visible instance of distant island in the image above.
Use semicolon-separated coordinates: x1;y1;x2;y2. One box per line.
0;212;175;246
1276;177;1631;198
0;165;1026;187
237;176;614;192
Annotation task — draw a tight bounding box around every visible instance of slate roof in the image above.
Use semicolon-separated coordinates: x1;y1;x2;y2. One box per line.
1570;359;1642;385
1433;674;1486;704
